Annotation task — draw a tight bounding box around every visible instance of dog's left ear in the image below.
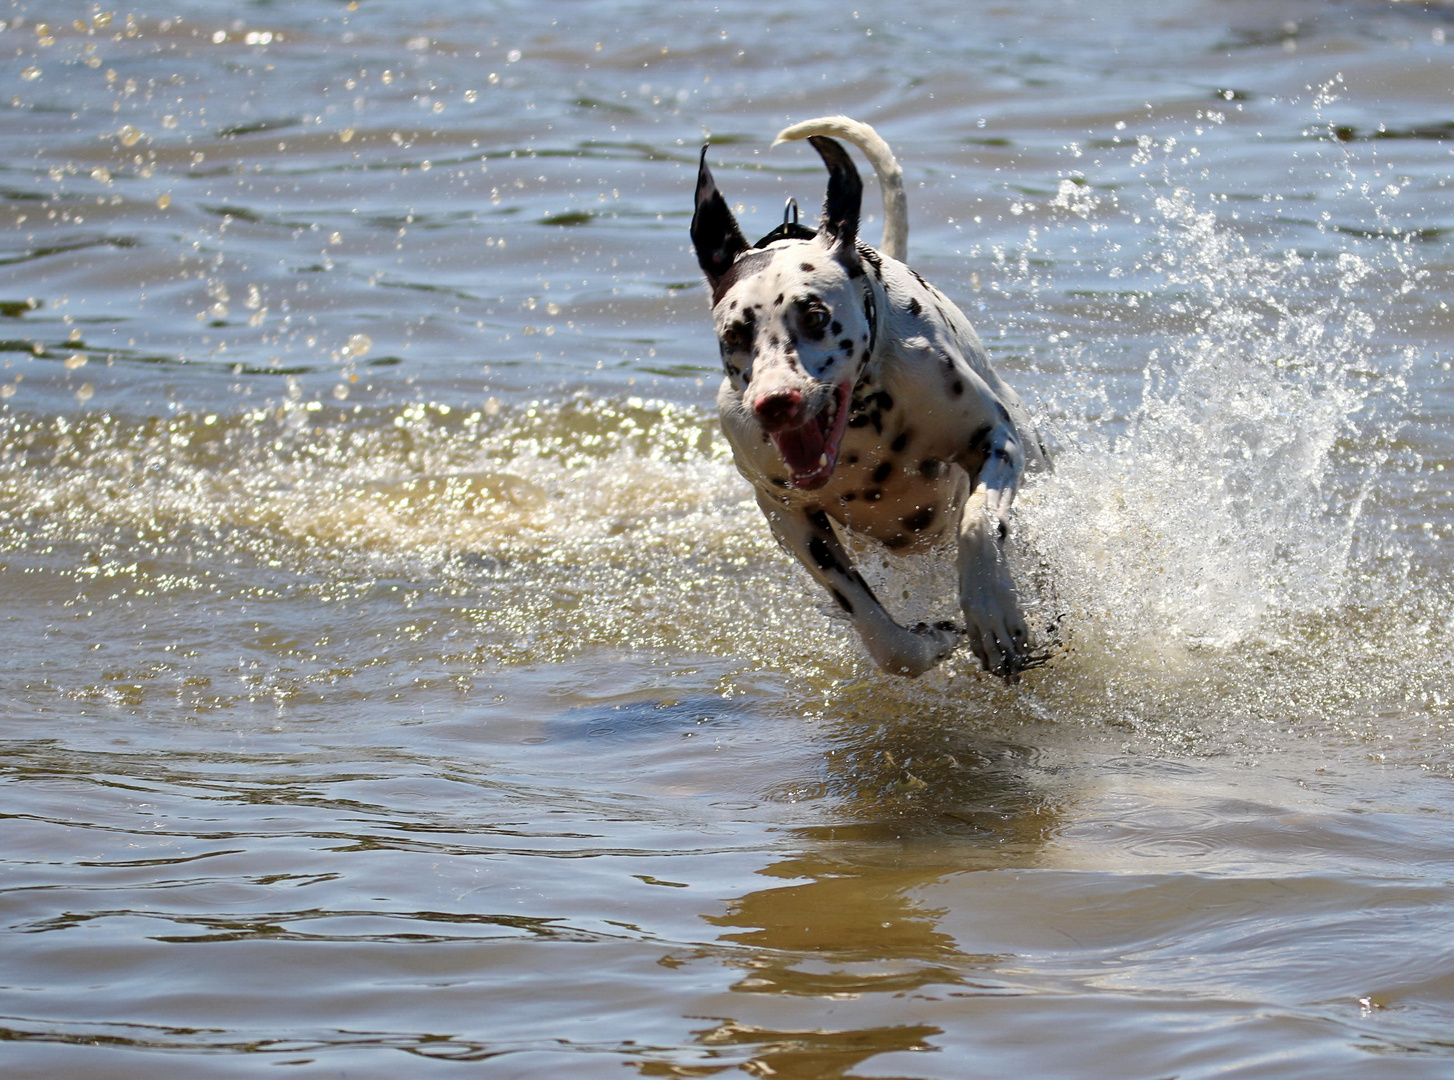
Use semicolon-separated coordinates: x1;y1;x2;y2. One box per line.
691;147;748;290
808;135;862;264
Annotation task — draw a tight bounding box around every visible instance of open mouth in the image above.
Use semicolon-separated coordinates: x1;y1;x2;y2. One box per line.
770;383;852;490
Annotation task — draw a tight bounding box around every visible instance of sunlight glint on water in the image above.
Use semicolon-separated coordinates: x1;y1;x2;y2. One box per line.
2;2;1454;1078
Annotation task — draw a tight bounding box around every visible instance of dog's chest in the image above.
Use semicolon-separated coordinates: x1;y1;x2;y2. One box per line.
811;419;968;550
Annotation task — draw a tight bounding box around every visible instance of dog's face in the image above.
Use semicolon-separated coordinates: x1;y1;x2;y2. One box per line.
692;138;875;490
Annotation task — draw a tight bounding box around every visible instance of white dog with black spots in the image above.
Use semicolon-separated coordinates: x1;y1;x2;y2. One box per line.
691;116;1049;679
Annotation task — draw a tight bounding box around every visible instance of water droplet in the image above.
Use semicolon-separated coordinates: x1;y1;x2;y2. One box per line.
20;67;41;82
76;383;94;403
64;354;87;370
340;127;355;143
156;193;171;209
345;333;372;358
118;124;142;146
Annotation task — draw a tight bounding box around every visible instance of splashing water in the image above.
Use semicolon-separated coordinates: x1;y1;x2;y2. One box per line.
1;115;1447;763
976;130;1447;757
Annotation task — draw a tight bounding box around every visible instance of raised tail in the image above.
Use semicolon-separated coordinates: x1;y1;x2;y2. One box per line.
773;115;908;262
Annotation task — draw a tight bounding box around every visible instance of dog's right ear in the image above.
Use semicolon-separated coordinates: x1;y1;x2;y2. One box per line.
691;147;748;290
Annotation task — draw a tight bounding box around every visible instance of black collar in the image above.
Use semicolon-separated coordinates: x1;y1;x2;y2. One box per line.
750;222;816;248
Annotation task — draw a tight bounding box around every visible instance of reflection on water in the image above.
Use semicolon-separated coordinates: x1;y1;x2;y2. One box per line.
3;0;1454;1077
641;734;1056;1078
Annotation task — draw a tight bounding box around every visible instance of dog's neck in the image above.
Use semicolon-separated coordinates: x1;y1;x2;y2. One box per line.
853;253;888;394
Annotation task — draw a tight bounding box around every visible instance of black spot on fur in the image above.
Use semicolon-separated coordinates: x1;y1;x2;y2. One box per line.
869;412;883;434
848;414;869;428
874;391;894;412
919;458;943;479
884;534;910;549
872;462;893;483
910;268;929;288
907;297;922;317
807;509;832;531
841;491;857;502
839;338;854;352
950;378;964;396
865;488;883;502
830;588;854;614
800;262;816;272
902;506;936;532
860;246;883;275
969;425;993;452
831;321;842;335
890;430;911;453
775;293;784;307
845;453;858;465
770;477;788;487
808;536;839;572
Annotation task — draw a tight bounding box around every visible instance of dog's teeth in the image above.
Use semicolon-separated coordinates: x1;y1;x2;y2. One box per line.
819;453;828;467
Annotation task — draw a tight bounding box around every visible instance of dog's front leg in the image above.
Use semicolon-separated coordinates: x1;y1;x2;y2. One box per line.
754;491;960;677
957;423;1032;679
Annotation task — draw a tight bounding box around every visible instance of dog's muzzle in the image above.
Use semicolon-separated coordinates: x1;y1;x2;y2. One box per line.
757;383;852;490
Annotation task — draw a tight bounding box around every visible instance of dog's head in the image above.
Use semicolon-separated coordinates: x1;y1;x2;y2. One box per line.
692;137;877;490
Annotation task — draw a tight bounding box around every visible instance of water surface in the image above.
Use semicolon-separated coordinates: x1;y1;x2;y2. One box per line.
2;1;1454;1077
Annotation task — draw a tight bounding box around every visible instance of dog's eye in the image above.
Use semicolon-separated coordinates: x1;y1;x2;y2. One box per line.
801;306;830;333
721;324;750;352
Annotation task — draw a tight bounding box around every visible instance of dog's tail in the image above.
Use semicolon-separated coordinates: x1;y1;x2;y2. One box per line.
773;115;907;262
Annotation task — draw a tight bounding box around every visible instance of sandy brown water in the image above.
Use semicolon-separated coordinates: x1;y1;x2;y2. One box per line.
2;1;1454;1077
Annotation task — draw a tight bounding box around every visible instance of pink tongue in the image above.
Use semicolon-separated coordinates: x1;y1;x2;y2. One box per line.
772;419;826;477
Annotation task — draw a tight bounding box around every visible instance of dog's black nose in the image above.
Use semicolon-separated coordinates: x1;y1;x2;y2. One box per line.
753;390;803;430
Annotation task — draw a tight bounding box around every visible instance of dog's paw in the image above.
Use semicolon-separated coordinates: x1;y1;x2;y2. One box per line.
866;621;962;678
962;604;1031;681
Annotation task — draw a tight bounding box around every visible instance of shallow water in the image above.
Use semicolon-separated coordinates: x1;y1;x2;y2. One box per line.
2;1;1453;1077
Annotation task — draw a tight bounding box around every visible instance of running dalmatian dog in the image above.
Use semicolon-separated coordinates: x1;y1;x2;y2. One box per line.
691;116;1049;679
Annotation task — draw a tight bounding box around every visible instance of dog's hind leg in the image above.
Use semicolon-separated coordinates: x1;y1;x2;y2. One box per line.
956;423;1032;679
754;492;961;677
